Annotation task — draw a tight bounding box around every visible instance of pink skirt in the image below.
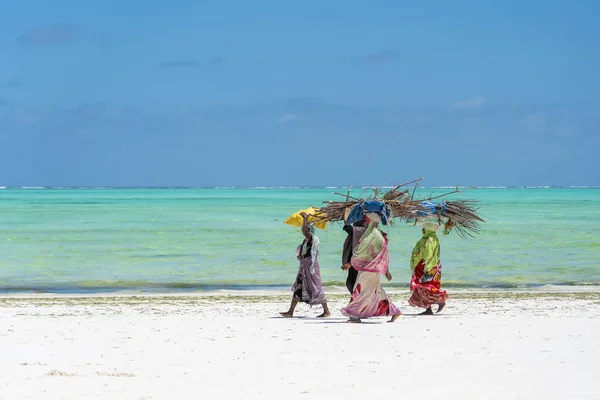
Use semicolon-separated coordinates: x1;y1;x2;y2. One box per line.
341;271;399;318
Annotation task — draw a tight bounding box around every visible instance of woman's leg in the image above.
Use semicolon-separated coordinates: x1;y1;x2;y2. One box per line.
279;298;299;318
388;310;402;322
419;306;433;315
317;302;331;318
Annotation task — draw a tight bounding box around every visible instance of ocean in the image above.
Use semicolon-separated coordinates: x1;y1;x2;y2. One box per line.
1;187;599;293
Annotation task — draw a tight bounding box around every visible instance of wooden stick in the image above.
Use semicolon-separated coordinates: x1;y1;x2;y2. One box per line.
411;179;421;200
332;192;362;201
394;177;423;191
425;188;461;201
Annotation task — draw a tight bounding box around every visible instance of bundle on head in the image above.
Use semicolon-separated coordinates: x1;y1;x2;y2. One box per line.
315;179;485;238
437;199;484;238
405;198;484;238
313;200;359;223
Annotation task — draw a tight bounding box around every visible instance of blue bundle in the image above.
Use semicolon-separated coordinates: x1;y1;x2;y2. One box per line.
346;201;391;225
416;200;446;217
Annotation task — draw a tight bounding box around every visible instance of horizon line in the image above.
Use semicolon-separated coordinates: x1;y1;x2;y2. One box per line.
1;185;598;190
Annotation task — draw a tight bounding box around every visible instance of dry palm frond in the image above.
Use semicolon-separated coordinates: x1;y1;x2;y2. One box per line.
313;200;359;223
314;178;485;238
438;199;485;238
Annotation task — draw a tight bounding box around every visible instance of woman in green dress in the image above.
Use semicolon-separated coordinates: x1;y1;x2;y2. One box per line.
409;222;449;315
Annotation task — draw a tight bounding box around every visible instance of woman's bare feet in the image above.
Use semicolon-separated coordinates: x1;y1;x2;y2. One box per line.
388;312;402;323
317;312;331;318
436;302;446;313
279;312;293;318
346;317;361;323
419;307;434;315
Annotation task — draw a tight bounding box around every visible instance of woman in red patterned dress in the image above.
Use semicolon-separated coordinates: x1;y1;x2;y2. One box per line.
409;222;449;315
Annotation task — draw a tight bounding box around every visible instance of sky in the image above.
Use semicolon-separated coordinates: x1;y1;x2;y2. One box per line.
0;0;599;187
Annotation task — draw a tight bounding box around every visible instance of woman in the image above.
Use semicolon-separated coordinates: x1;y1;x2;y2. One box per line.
409;222;449;315
341;212;401;323
280;212;331;318
341;216;366;295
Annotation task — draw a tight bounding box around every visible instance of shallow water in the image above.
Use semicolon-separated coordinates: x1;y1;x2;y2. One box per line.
1;187;598;293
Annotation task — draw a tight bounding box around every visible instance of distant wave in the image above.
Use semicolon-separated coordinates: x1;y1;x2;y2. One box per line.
250;186;304;189
0;186;598;191
1;279;598;294
0;281;290;294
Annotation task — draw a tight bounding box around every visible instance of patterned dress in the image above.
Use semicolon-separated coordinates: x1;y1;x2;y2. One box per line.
340;221;400;319
292;235;327;305
408;230;449;309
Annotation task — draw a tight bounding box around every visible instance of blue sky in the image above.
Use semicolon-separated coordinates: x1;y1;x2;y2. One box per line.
0;0;598;187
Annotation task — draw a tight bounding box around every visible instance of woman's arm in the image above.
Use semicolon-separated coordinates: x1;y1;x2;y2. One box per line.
300;212;311;240
341;226;354;268
310;236;319;274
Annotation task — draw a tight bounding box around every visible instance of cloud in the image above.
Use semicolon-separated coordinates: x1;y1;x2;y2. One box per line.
452;97;487;109
208;56;225;66
276;114;299;124
0;78;23;88
361;50;400;64
17;23;82;46
159;59;200;68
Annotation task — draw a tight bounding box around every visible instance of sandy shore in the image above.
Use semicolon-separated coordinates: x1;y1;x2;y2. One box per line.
1;290;599;400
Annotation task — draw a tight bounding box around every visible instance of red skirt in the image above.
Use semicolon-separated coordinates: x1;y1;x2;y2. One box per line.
409;260;449;309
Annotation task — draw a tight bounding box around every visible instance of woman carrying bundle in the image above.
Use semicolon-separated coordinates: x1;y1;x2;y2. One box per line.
341;208;401;323
409;222;449;315
341;208;367;296
280;212;331;318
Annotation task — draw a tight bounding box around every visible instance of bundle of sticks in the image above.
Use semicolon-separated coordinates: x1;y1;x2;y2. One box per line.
313;178;485;238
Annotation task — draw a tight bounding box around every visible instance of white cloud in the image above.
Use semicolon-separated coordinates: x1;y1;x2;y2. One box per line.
276;114;299;124
452;97;486;109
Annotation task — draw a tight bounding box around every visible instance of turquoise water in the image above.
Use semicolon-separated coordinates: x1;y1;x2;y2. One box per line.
1;187;599;293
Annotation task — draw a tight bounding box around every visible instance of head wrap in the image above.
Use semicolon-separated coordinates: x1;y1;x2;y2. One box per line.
346;201;390;226
423;222;440;232
365;212;382;225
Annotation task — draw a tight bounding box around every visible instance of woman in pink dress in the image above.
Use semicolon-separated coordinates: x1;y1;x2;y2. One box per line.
341;212;401;323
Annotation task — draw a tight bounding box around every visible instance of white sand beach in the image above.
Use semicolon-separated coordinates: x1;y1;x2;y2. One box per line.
1;290;599;400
